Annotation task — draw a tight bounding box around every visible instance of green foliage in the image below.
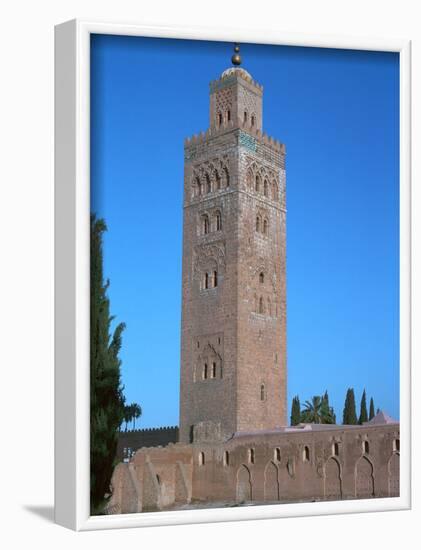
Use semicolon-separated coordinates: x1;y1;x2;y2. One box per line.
123;402;143;430
301;394;336;424
369;397;375;420
358;389;368;425
321;390;336;424
290;395;301;426
90;214;126;512
342;388;358;425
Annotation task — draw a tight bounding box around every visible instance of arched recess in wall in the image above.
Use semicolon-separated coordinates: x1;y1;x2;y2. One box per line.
388;453;399;497
192;175;202;198
205;173;212;194
264;461;279;501
223;166;230;187
272;181;279;201
246;168;254;189
355;456;375;498
324;457;342;499
278;461;291;500
214;169;221;191
236;464;252;503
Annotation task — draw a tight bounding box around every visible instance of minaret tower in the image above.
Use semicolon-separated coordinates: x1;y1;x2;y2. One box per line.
179;45;286;443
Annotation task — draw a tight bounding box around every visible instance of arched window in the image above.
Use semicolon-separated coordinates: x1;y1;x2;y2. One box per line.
251;114;255;127
274;448;281;462
223;166;230;187
263;218;268;235
213;271;218;287
272;182;278;201
259;296;264;314
224;450;230;466
244;111;248;124
303;446;310;462
216;211;222;231
363;441;370;454
260;384;265;401
217;112;222;127
393;439;400;452
195;176;202;197
215;171;221;190
198;452;205;466
255;174;261;192
156;474;161;485
212;362;216;378
333;442;339;456
259;272;264;284
264;179;268;197
227;109;231;121
202;215;209;235
246;169;253;189
204;272;209;290
248;448;255;464
256;216;261;232
205;173;211;194
267;297;271;316
203;363;208;379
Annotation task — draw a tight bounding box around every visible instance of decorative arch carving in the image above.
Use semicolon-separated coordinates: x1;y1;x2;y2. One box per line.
324;457;342;499
236;465;252;502
193;242;226;278
264;461;279;501
355;456;375;498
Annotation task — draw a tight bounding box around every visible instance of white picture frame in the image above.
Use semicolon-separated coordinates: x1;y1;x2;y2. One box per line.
54;19;411;531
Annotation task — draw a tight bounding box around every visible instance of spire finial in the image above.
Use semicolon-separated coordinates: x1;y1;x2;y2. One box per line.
231;43;241;66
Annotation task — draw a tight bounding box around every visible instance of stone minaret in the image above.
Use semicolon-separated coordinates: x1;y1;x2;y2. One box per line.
179;47;286;443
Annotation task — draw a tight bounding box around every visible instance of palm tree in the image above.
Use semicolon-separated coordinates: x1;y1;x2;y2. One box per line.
131;403;142;430
123;405;132;432
301;395;335;424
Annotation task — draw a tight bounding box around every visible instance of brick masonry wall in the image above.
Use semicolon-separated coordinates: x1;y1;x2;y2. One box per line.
179;67;286;442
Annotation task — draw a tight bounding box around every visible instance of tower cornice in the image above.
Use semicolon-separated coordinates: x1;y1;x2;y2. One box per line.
184;126;285;155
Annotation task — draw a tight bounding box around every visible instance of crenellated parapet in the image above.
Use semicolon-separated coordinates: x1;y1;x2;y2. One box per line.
122;425;178;434
209;68;264;94
117;426;179;460
184;118;285;155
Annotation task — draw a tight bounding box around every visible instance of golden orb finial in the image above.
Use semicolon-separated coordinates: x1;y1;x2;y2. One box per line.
231;43;241;66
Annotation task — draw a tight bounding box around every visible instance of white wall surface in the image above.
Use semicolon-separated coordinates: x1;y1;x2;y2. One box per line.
0;0;419;548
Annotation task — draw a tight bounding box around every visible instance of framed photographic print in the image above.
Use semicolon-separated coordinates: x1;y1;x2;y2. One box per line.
54;19;411;531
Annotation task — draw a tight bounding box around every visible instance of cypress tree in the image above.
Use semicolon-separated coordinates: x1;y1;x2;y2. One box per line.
290;395;301;426
358;389;368;425
342;388;357;425
369;397;375;420
90;215;126;513
321;390;336;424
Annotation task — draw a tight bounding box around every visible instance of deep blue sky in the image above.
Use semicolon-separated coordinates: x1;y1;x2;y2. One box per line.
91;35;399;428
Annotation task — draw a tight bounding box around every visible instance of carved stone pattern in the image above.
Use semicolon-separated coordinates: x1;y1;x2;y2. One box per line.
193;242;226;277
238;85;261;117
215;88;233;116
245;155;280;201
190;156;231;197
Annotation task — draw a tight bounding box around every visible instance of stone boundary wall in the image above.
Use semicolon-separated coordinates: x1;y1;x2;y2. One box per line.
108;423;399;514
117;426;179;460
